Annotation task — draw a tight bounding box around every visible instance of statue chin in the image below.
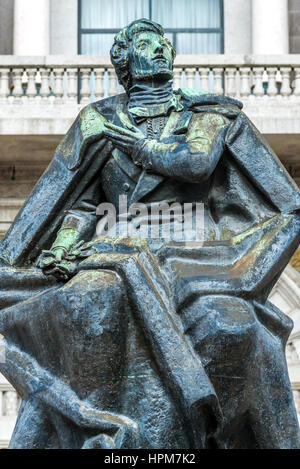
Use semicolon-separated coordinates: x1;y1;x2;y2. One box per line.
132;67;173;82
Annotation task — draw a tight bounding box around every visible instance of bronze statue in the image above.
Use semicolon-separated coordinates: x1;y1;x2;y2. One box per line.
0;19;300;449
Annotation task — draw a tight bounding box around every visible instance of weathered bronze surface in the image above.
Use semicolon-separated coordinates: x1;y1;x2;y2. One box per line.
0;19;300;449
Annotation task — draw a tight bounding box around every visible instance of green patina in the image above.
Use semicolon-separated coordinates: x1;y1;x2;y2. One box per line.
51;228;79;252
79;105;109;142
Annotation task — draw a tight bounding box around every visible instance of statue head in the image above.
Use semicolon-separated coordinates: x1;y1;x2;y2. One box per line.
110;19;176;94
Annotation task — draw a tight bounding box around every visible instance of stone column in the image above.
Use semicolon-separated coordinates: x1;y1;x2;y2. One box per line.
13;0;50;55
252;0;289;54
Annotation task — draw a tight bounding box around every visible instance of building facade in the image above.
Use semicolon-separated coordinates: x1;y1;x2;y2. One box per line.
0;0;300;447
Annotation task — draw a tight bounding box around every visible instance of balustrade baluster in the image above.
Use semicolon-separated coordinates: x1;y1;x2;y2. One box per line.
94;68;105;100
66;68;77;103
107;69;118;97
12;68;23;103
3;391;18;417
294;67;300;97
53;68;65;103
213;67;224;95
26;68;37;102
185;67;196;89
0;69;10;104
225;67;237;97
2;58;300;110
280;67;292;97
253;67;265;97
266;67;278;97
39;68;51;102
239;67;251;97
80;68;91;104
173;67;182;89
199;68;210;93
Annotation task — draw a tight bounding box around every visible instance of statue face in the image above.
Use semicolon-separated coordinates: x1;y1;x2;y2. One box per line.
129;31;173;82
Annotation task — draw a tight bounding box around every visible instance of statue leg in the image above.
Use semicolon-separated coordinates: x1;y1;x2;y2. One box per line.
51;269;128;406
3;269;130;448
180;294;300;449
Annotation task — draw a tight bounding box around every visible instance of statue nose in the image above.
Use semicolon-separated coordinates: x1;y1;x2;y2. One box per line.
154;44;164;54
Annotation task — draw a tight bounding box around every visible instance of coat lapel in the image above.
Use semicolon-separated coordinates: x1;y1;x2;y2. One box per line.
130;110;184;204
110;105;144;182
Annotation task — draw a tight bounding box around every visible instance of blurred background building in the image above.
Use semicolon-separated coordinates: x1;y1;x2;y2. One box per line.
0;0;300;448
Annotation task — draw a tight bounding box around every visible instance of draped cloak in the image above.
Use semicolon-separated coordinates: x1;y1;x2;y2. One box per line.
0;89;300;448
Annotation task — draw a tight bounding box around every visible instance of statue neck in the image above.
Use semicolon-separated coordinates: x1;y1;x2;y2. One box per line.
128;80;173;109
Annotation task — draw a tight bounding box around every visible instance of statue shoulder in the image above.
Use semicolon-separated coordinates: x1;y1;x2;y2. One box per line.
176;87;243;112
89;92;128;118
76;92;127;124
66;93;128;164
57;94;127;172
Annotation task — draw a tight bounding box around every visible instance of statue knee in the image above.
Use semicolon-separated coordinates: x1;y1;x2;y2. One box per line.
57;269;126;338
180;295;259;368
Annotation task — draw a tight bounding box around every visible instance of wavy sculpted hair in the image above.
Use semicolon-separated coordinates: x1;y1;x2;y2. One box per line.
110;19;176;95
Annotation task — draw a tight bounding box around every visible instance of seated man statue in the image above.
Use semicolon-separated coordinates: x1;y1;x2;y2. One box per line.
0;19;300;449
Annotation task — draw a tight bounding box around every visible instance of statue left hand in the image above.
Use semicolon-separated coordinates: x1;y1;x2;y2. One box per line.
103;122;145;158
38;241;96;281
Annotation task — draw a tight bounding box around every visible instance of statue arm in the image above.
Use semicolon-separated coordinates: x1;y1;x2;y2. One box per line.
51;177;102;254
38;177;102;277
134;113;229;182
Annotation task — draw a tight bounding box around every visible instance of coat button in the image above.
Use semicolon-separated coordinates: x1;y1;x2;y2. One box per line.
123;183;130;192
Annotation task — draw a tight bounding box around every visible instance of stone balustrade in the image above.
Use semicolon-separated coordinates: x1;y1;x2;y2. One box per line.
0;387;20;418
0;375;19;449
0;55;300;136
0;55;300;105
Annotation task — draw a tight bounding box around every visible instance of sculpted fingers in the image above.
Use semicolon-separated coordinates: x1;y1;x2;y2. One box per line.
104;130;134;144
104;122;142;138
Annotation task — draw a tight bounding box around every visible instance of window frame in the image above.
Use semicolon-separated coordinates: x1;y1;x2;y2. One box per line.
77;0;224;54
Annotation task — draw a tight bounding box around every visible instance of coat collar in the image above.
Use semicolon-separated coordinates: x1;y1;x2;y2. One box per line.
128;94;183;124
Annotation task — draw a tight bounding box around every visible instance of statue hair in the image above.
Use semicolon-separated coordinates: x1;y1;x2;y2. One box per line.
110;18;176;94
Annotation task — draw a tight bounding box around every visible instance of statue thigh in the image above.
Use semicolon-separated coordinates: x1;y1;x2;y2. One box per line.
54;269;127;402
9;268;128;448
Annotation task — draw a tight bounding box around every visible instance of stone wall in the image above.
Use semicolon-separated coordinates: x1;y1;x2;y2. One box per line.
50;0;78;54
224;0;252;54
289;0;300;52
0;0;14;55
